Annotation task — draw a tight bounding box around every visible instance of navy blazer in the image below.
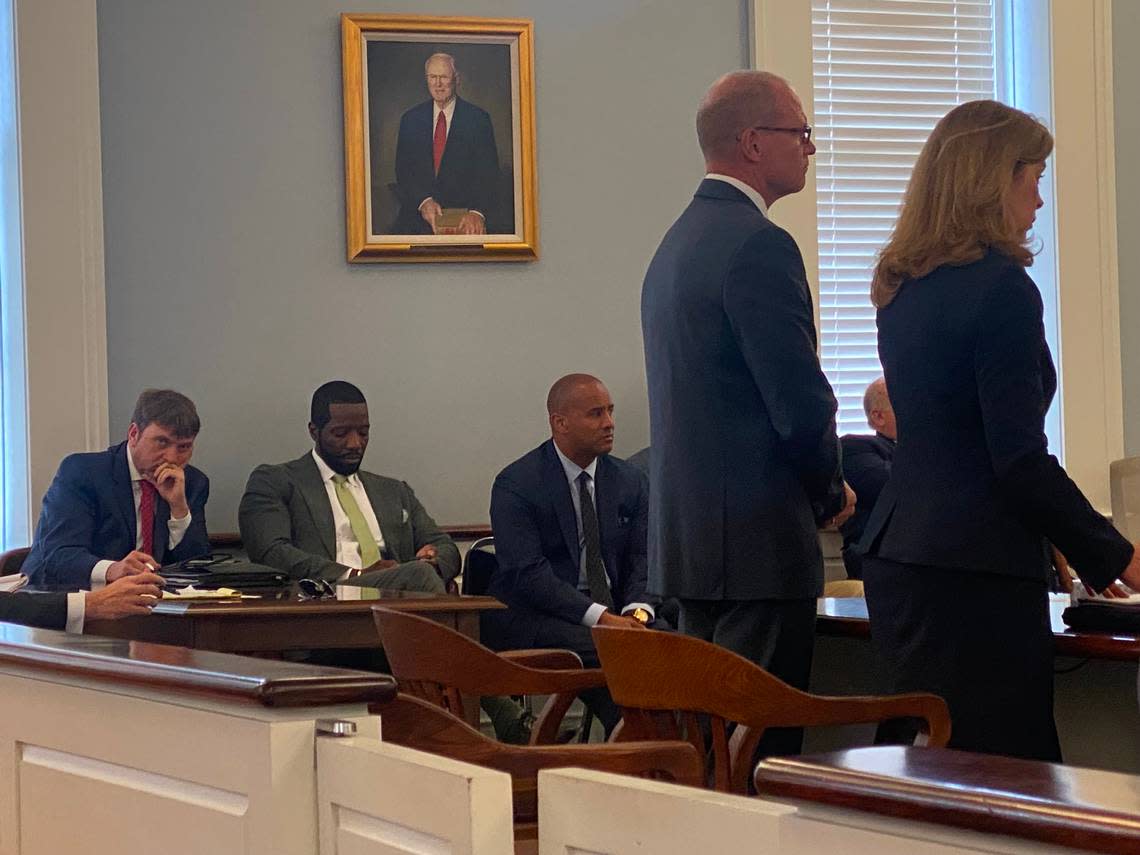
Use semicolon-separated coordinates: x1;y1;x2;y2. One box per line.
0;592;67;630
642;179;844;600
488;441;650;628
23;441;210;589
838;433;895;578
861;250;1131;589
392;97;500;234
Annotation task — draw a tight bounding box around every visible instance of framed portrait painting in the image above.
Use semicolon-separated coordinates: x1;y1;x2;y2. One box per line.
341;14;538;262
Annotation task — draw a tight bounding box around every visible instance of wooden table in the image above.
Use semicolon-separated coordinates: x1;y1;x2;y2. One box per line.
85;589;505;654
817;595;1140;660
810;596;1140;773
756;746;1140;854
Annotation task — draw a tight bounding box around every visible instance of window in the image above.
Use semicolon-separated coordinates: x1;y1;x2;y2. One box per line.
810;0;1060;447
0;1;28;552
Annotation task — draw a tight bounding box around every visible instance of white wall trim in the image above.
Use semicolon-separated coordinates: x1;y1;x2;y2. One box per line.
15;0;108;524
1051;0;1122;510
749;0;819;313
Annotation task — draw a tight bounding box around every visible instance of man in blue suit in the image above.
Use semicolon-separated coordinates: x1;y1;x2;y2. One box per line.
23;389;210;589
392;52;500;235
483;374;655;732
642;71;852;751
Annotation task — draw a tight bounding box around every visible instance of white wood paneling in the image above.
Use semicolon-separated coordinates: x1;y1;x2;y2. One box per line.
316;737;513;855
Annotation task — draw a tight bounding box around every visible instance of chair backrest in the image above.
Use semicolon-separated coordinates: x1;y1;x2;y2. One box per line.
372;606;604;739
1110;457;1140;541
461;536;497;595
0;547;29;575
592;626;951;794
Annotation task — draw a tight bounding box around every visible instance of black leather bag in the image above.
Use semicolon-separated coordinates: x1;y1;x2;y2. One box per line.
1061;603;1140;633
161;555;288;590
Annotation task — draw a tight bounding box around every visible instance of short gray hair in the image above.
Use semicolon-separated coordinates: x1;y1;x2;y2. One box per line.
696;70;790;161
863;377;890;422
424;52;457;75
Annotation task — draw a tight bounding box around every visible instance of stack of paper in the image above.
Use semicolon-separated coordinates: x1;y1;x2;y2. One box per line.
1073;587;1140;606
0;573;28;593
161;586;242;600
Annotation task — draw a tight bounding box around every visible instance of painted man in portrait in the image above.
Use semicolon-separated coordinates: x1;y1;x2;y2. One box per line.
392;52;500;235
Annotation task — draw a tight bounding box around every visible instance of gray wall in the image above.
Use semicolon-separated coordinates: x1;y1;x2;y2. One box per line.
1116;1;1140;454
98;0;748;530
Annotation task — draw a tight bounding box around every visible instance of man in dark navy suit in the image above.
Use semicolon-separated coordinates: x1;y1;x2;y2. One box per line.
23;389;210;590
392;52;500;235
839;377;897;579
483;374;655;733
642;71;853;754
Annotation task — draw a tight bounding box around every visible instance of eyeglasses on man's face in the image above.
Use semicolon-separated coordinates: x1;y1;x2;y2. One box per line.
738;124;813;144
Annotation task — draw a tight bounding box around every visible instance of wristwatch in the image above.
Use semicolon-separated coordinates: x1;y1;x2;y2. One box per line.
629;607;651;625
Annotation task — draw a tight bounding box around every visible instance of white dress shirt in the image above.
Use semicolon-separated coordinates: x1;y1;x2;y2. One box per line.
704;173;769;217
90;446;191;588
553;444;654;627
311;450;387;578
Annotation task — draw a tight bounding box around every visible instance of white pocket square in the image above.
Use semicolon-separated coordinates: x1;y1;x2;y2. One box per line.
402;508;409;524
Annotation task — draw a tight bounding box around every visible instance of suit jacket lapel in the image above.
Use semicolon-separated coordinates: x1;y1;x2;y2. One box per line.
110;443;138;549
293;454;337;559
543;441;581;568
361;472;401;560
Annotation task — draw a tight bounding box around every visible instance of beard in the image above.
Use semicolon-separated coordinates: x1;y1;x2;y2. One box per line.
315;439;363;476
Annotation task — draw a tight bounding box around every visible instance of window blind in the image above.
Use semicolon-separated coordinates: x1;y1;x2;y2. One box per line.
811;0;997;433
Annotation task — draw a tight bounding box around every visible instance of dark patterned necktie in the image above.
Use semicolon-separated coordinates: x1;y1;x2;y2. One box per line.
138;480;157;557
578;472;613;608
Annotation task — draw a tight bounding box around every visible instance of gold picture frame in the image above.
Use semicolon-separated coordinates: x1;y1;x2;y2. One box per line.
341;14;539;262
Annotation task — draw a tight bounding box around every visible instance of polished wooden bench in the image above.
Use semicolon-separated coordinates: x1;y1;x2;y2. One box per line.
0;621;397;707
755;746;1140;854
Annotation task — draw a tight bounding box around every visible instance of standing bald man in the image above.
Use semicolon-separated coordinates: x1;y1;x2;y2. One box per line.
642;71;852;750
482;374;655;734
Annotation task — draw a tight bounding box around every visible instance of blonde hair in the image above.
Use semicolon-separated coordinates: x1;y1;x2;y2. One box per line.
871;100;1053;308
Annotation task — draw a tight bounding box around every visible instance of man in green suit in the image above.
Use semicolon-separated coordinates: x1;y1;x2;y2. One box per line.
238;381;459;591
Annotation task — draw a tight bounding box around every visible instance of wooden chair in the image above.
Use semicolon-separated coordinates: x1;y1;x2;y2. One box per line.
0;547;29;575
377;692;703;846
372;606;607;744
592;626;952;794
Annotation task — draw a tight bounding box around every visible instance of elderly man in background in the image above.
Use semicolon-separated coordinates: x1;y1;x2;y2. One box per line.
392;52;500;235
839;377;897;580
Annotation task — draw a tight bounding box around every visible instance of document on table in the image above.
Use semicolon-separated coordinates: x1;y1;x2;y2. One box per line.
0;573;28;593
161;586;257;600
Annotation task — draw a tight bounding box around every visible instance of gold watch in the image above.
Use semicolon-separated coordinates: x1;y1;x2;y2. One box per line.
629;607;651;625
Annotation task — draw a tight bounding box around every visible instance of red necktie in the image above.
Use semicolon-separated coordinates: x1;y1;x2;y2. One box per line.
432;110;447;175
138;480;157;558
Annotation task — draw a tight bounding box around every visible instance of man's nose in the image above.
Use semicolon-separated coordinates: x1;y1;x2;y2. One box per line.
346;433;364;450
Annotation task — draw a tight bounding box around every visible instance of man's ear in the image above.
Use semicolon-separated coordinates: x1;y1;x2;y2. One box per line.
308;422;319;443
127;422;140;445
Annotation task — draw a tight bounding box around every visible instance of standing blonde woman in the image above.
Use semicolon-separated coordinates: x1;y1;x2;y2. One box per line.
858;100;1140;761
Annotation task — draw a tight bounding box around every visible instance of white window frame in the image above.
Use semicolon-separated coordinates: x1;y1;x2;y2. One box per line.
2;0;108;543
750;0;1122;511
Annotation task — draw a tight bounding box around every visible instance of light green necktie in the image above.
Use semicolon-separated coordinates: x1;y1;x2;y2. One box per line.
332;474;381;567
